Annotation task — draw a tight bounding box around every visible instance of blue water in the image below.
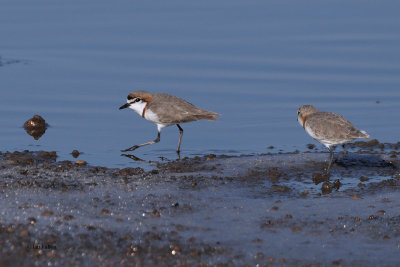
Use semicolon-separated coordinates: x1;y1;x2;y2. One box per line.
1;0;400;167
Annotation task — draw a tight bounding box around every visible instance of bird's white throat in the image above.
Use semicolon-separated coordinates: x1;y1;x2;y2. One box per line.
128;101;147;116
128;101;161;125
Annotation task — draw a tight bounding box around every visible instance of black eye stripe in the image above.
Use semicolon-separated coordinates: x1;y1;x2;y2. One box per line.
127;95;133;100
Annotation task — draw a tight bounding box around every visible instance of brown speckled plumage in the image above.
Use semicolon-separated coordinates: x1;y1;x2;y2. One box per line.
298;105;369;146
305;112;369;143
147;93;219;124
120;90;220;153
297;105;370;172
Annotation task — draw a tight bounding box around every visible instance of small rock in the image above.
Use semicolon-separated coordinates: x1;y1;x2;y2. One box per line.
300;190;309;197
376;210;386;215
64;215;74;221
291;226;301;232
24;115;48;140
272;185;290;192
333;179;341;190
321;181;332;194
307;144;315;149
332;259;344;265
28;217;36;225
20;229;29;237
101;209;109;215
151;209;161;217
264;220;274;227
312;173;330;185
255;252;264;259
41;210;54;216
118;167;144;176
71;150;80;158
75;160;87;165
357;139;379;148
205;154;216;160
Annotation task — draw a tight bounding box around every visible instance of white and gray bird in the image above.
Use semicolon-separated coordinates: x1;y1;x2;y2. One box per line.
297;105;370;172
119;91;220;153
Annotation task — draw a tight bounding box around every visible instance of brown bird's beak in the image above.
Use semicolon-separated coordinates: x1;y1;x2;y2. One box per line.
119;103;130;110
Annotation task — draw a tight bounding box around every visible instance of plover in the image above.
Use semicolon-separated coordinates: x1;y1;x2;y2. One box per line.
297;105;370;172
119;91;220;153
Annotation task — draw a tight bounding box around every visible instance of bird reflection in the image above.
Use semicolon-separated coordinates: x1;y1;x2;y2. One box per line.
121;153;146;162
121;151;181;162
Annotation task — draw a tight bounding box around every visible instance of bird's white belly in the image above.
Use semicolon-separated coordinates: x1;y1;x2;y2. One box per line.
304;124;331;147
144;109;161;123
305;124;351;147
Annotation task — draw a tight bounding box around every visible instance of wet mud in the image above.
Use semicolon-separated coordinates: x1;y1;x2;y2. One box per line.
1;141;400;266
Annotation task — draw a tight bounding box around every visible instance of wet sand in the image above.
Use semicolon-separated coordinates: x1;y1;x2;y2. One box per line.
1;142;400;266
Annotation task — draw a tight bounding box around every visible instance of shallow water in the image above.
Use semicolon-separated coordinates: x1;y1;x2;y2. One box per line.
1;0;400;167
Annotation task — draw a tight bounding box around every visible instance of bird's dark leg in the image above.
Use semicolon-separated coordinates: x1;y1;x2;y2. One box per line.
336;144;347;161
325;146;334;173
176;124;184;153
121;131;160;152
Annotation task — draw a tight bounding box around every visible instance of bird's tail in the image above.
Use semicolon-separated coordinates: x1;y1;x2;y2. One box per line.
196;111;220;121
359;130;370;138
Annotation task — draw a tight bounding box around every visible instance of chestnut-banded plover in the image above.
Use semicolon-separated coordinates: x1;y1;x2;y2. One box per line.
297;105;370;172
119;91;220;153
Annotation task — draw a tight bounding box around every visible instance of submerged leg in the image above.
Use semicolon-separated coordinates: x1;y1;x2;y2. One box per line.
326;146;334;173
176;124;184;153
336;144;347;161
121;131;161;152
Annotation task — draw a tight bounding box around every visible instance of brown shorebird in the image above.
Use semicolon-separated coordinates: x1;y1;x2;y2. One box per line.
119;91;220;153
297;105;370;172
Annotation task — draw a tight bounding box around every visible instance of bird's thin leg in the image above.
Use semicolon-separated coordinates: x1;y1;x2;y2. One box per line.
336;144;347;161
325;146;334;173
121;131;160;152
176;124;184;153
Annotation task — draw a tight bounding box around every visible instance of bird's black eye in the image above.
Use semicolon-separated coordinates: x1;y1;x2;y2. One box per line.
127;95;133;100
134;98;141;103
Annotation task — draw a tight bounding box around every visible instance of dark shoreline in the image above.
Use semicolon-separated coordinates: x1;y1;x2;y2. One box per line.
1;145;399;266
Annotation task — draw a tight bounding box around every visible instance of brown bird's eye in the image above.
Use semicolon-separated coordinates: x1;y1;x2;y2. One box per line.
135;98;141;103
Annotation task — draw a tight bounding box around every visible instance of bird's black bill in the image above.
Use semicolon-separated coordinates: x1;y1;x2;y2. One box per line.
119;103;130;110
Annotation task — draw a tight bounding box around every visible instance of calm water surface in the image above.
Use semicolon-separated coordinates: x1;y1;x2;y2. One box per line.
1;0;400;167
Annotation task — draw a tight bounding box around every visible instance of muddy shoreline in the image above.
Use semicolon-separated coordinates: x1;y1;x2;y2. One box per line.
1;143;400;266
